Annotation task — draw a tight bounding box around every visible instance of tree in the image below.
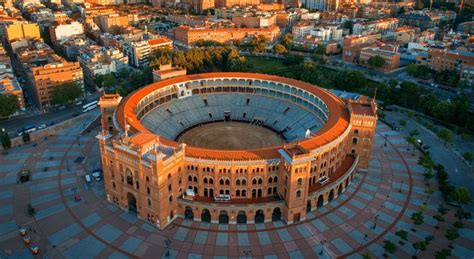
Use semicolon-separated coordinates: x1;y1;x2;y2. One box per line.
0;94;19;118
445;228;459;248
463;151;472;162
437;128;453;144
435;248;451;259
412;241;427;257
411;211;424;232
1;129;11;149
424;188;435;202
22;132;30;143
281;33;292;49
433;214;445;229
395;229;408;244
406;135;417;150
383;240;397;257
95;73;116;89
298;60;318;84
273;44;287;54
367;55;385;68
451;186;472;209
399;119;407;127
51;82;82;106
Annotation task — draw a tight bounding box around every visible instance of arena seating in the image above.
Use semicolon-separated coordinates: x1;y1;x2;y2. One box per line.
140;93;324;142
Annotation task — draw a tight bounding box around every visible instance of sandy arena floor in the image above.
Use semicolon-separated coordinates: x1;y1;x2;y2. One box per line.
177;122;285;150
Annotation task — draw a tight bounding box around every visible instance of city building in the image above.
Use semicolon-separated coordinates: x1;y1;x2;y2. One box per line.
152;63;187;82
359;47;400;72
97;73;377;229
125;37;173;68
418;48;474;86
231;14;276;28
342;34;380;63
173;25;280;48
399;11;440;31
79;46;129;90
5;22;40;42
49;21;84;45
95;14;130;34
352;18;399;36
14;41;84;108
0;77;25;112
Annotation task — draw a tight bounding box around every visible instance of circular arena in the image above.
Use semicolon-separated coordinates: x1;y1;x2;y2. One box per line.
98;73;377;228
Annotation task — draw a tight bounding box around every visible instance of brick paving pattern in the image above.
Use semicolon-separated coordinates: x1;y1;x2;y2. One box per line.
0;123;473;258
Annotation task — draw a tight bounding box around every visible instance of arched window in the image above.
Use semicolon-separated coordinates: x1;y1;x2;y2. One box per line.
258;178;263;185
188;175;192;182
236;190;241;197
296;190;301;198
168;173;171;179
169;195;173;202
193;176;198;182
352;138;358;144
209;178;214;184
268;177;273;184
297;178;303;186
274;176;278;183
268;187;272;195
354;129;359;135
242;179;247;185
252;179;257;185
220;179;224;185
225;179;230;185
236;179;241;185
203;178;208;184
242;190;246;197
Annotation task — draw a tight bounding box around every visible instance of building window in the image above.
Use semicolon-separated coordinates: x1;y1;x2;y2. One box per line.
296;190;301;198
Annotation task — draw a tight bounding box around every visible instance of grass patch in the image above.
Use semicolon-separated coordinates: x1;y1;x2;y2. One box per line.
244;56;292;74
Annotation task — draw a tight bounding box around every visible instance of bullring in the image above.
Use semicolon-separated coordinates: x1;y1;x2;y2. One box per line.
97;72;377;229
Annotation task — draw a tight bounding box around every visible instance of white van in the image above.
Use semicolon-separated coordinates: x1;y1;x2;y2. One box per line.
84;174;91;183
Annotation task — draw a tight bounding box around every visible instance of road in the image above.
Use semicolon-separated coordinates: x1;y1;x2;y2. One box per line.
0;93;100;136
385;111;474;212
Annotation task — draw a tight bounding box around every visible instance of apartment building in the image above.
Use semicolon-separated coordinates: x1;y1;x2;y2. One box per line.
79;46;129;90
173;25;280;47
125;37;173;68
359;47;400;72
342;34;380;63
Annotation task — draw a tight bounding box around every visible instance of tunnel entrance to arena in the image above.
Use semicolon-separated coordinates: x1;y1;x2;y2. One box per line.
272;208;281;221
184;206;194;220
237;211;247;224
307;200;312;212
338;184;343;195
317;195;324;208
201;209;211;223
329;190;334;202
219;211;229;224
224;111;231;122
255;210;265;223
127;193;137;214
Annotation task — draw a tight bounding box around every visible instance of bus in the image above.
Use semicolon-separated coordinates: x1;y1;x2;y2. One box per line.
17;125;37;136
82;101;98;113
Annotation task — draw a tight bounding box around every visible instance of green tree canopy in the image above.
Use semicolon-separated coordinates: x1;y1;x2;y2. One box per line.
383;240;397;254
51;82;82;105
452;187;472;207
273;44;288;54
367;55;385;68
437;128;453;144
1;129;11;149
281;33;293;49
0;94;19;118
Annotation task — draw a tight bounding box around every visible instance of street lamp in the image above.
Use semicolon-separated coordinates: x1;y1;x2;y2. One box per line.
372;214;379;230
164;238;171;257
399;180;404;193
66;159;70;171
319;240;327;255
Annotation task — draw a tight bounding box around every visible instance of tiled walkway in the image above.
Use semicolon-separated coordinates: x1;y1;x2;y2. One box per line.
0;123;473;258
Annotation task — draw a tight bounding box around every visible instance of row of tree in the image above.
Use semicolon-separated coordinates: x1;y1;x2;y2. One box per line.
406;64;467;89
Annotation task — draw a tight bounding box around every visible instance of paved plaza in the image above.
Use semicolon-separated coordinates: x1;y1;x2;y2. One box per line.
0;122;473;258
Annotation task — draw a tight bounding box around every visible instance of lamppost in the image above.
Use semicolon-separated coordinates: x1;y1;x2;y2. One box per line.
384;134;388;147
66;159;70;171
319;240;327;255
399;180;404;193
373;214;379;230
164;238;171;257
243;249;252;259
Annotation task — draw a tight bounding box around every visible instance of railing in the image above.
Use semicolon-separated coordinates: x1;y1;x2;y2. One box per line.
308;155;358;194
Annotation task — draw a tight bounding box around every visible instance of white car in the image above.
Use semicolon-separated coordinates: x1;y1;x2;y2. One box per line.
92;172;101;182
